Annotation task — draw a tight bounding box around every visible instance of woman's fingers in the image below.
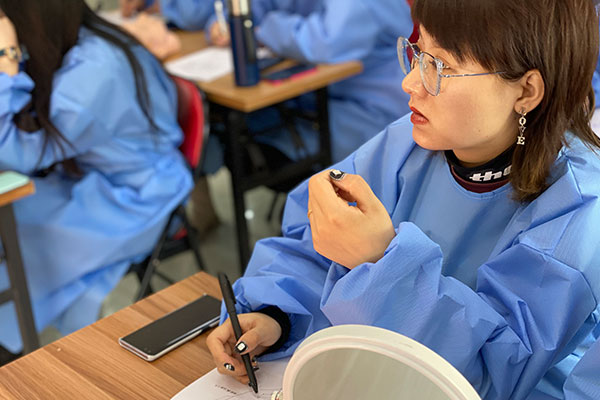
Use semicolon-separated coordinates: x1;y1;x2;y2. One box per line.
208;313;282;384
308;170;345;213
207;320;247;377
209;22;231;47
327;171;375;212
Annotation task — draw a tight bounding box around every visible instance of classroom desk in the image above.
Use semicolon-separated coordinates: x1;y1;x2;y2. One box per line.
0;272;220;399
170;31;363;270
0;174;39;354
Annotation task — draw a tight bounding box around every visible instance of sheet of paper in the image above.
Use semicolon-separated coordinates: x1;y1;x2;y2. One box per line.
0;171;30;195
171;358;289;400
165;47;234;82
592;109;600;137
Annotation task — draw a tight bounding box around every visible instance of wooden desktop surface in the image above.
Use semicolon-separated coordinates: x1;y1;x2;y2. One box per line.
169;31;364;113
0;180;34;208
0;272;221;399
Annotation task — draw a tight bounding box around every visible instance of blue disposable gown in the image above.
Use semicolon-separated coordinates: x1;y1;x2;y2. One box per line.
0;28;193;352
202;0;413;162
150;0;214;30
563;336;600;399
225;115;600;399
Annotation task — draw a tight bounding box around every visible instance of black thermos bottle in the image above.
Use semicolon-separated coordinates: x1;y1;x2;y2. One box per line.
228;0;259;86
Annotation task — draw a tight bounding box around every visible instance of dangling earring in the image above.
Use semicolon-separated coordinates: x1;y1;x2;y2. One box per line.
517;109;527;145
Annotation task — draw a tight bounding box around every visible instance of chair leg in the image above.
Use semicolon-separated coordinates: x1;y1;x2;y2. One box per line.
178;205;206;271
135;220;171;302
266;192;281;222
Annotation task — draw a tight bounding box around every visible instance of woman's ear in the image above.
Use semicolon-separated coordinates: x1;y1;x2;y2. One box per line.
514;69;545;113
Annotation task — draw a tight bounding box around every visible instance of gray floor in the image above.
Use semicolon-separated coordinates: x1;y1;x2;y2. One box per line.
39;167;284;346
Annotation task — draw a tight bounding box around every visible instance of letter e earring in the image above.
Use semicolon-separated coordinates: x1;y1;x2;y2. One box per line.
517;109;527;146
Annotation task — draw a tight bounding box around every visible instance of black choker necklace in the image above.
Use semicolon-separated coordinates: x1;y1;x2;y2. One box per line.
445;145;515;184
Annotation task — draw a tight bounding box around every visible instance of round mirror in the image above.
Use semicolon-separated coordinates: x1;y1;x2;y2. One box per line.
282;325;480;400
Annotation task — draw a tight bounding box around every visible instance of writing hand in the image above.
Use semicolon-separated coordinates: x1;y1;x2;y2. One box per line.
209;21;231;47
207;312;281;385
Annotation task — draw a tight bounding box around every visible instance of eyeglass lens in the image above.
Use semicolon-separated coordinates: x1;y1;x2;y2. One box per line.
398;38;440;96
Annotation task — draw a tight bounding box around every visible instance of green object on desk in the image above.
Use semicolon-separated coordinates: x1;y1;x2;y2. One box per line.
0;171;30;195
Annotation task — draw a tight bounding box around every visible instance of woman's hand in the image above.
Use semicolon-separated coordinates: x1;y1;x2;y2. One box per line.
209;21;231;47
308;170;396;269
206;312;282;385
0;16;19;76
120;0;145;17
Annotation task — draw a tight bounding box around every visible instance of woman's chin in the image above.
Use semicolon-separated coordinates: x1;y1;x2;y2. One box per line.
412;127;447;151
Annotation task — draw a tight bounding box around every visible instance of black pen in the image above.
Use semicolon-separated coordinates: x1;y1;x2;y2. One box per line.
218;272;259;394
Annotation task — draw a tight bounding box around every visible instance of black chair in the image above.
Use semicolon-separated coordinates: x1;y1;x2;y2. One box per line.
129;76;209;301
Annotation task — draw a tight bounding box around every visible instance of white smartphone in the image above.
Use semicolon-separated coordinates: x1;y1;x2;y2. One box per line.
118;294;221;361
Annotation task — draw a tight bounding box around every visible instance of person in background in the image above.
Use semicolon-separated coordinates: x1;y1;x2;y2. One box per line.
0;0;192;363
201;0;414;163
120;0;213;30
205;0;600;399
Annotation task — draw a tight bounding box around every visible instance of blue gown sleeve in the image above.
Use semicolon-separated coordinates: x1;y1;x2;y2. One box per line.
0;51;145;174
159;0;214;30
254;0;405;64
226;182;335;359
563;338;600;399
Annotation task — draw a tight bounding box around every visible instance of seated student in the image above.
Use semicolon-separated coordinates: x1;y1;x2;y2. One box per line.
120;0;214;30
205;0;600;399
0;0;192;360
204;0;413;163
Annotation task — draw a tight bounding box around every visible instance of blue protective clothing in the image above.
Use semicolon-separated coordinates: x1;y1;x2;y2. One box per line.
226;115;600;399
152;0;214;30
201;0;413;162
563;336;600;399
0;28;193;352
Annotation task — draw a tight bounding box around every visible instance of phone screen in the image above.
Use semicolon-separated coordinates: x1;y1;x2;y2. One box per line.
119;295;221;359
262;63;316;82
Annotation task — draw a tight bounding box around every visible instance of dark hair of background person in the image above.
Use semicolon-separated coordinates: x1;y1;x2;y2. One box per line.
412;0;600;202
0;0;158;173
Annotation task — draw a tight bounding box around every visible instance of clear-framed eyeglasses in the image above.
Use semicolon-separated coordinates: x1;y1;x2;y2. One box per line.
397;36;504;96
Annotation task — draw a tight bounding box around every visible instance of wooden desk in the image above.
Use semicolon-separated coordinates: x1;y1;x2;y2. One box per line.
169;31;363;269
0;174;39;354
0;272;220;399
170;31;363;113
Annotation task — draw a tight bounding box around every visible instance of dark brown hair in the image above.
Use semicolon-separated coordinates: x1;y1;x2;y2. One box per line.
413;0;600;202
0;0;157;172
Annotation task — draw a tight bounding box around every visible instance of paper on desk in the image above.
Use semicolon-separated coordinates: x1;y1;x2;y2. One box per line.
0;171;30;195
592;108;600;137
165;47;234;82
171;358;289;400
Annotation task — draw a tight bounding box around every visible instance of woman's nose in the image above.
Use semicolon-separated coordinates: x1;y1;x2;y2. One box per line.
402;66;425;97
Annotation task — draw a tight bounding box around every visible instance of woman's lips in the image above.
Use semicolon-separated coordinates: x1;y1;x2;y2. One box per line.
410;106;429;125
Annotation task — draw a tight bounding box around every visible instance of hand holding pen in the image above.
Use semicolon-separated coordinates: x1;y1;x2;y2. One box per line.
207;273;282;391
210;0;231;46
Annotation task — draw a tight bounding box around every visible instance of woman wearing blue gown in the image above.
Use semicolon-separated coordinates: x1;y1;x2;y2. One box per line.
0;1;192;356
120;0;214;30
206;0;600;399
